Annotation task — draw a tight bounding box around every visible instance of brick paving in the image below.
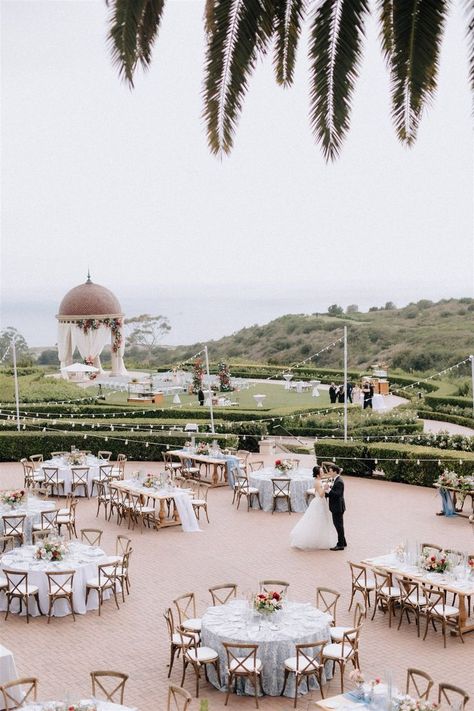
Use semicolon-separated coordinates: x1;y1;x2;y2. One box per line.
0;457;472;710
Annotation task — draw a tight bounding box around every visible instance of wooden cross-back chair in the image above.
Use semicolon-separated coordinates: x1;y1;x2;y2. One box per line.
316;587;340;625
209;583;238;606
271;478;292;514
406;668;434;700
438;683;470;709
259;579;289;597
0;678;38;710
81;528;103;547
90;670;128;704
167;684;192;711
282;640;326;708
45;570;76;622
2;514;26;546
223;642;262;708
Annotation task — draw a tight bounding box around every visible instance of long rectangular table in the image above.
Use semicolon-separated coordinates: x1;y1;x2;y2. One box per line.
362;553;474;635
113;479;200;532
169;450;236;487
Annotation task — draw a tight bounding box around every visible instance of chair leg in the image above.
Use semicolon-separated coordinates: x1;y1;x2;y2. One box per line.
281;669;289;696
254;672;259;709
225;672;233;706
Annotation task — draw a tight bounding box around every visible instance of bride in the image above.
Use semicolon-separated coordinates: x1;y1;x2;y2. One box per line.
290;466;337;550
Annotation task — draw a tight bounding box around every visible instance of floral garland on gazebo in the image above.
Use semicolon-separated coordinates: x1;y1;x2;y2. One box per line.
192;358;204;393
217;361;233;392
76;317;123;353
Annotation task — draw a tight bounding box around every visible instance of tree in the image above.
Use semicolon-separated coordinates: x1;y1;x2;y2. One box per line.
384;301;396;310
37;349;59;366
327;304;343;316
105;0;467;160
0;327;31;366
124;314;171;356
346;304;359;314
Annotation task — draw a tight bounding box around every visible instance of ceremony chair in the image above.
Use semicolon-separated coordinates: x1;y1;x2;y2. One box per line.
421;585;463;647
209;583;238;606
167;684;192;711
223;642;262;708
71;466;90;497
45;569;76;622
438;683;470;709
371;569;399;627
0;678;38;710
396;576;427;637
189;480;210;523
90;671;128;704
348;562;375;610
316;587;340;625
330;602;365;643
271;478;292;514
259;580;289;597
2;515;26;547
173;592;202;633
282;640;326;708
81;528;103;546
321;625;362;693
97;450;113;461
57;499;77;538
33;509;59;536
235;475;261;511
406;668;434;700
178;625;221;698
85;561;120;615
58;493;74;516
42;467;65;497
4;570;42;622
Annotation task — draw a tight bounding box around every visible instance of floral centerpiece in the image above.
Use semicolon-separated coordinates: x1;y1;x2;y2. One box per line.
349;671;381;699
0;489;25;508
275;459;293;473
196;442;210;455
393;694;438;711
436;470;459;488
254;591;283;614
421;548;448;573
143;474;159;488
393;542;406;562
68;452;85;465
47;703;97;711
35;536;69;562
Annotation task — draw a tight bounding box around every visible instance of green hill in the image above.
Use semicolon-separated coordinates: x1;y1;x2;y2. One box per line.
152;298;474;372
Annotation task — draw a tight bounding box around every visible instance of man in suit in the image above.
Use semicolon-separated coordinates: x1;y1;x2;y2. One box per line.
325;465;347;550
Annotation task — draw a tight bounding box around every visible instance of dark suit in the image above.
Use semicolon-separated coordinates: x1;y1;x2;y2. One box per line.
326;476;347;547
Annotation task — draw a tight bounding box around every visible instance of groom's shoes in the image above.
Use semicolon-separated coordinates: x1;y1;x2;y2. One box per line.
330;546;345;551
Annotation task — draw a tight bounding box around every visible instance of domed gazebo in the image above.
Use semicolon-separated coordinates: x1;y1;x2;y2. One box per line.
57;273;127;377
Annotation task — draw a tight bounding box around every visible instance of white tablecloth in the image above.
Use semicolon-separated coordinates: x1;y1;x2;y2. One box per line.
0;645;19;710
23;702;136;711
0;542;121;616
248;468;314;512
201;599;332;697
41;456;102;496
0;498;56;545
118;480;200;533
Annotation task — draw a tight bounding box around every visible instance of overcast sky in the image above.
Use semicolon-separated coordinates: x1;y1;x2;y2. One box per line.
1;0;473;345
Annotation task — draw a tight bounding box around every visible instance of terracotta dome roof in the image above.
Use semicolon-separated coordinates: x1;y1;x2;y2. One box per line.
57;276;123;318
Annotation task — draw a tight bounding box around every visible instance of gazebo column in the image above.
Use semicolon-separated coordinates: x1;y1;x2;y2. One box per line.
110;326;127;376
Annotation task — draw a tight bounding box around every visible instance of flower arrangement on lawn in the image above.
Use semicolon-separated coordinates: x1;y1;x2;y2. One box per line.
393;694;438;711
421;548;448;573
35;536;69;562
0;490;25;507
254;591;283;614
275;459;293;473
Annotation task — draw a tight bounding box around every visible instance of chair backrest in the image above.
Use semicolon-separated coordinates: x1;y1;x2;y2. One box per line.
340;625;362;656
51;451;67;458
248;460;264;472
81;528;103;546
117;453;127;462
223;643;259;674
349;562;370;589
2;515;26;536
235;475;250;493
209;583;238;605
0;535;15;552
395;576;423;605
176;625;200;654
98;451;113;461
21;460;35;485
29;454;43;464
373;568;392;593
116;535;132;556
438;683;470;709
406;668;434;700
98;561;119;587
190;480;209;501
0;677;38;709
43;467;60;485
167;684;192;711
353;602;366;626
422;585;446;614
316;587;340;623
259;579;289;596
173;592;196;624
5;570;30;595
295;640;326;673
41;509;59;529
46;570;75;596
99;464;114;480
421;543;442;555
163;607;176;641
32;530;50;544
444;548;464;566
90;671;128;703
71;466;90;484
282;458;300;467
271;478;291;496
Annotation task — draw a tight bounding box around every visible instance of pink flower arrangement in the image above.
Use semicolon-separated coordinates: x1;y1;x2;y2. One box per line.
254;591;283;614
421;549;448;573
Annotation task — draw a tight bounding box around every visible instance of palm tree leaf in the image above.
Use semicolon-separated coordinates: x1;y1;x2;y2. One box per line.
309;0;369;161
389;0;448;145
203;0;275;155
377;0;393;63
465;0;474;95
137;0;166;71
273;0;306;87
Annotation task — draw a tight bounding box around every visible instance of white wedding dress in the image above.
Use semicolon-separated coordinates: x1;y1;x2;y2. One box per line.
290;489;337;550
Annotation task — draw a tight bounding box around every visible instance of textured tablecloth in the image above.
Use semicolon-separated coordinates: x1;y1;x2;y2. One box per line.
201;599;332;697
0;645;20;709
22;702;136;711
41;456;102;496
248;468;314;512
0;498;56;545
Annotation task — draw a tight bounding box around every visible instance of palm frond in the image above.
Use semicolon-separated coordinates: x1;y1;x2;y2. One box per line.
203;0;275;155
274;0;306;87
389;0;448;145
378;0;393;63
204;0;216;36
465;0;474;96
107;0;165;86
309;0;369;161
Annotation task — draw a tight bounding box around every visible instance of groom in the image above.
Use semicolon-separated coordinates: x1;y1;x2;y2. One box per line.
325;465;347;551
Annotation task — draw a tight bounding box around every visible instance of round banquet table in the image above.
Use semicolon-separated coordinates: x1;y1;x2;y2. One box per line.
40;456;102;496
0;498;56;545
22;702;136;711
248;468;314;512
0;542;121;616
201;599;332;698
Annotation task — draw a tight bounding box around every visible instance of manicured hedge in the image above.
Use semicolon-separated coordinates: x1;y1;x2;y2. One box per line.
424;394;473;411
417;410;474;429
314;440;474;487
0;432;238;463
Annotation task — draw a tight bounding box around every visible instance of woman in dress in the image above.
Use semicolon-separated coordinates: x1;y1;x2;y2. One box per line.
290;467;337;550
